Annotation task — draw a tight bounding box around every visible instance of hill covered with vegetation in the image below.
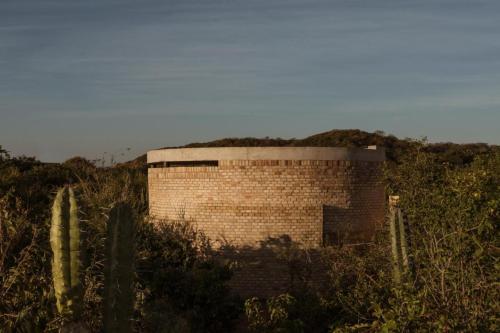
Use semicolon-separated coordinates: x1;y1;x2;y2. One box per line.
132;129;497;167
1;130;499;332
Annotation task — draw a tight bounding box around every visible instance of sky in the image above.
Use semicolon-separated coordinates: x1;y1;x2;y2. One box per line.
1;0;499;162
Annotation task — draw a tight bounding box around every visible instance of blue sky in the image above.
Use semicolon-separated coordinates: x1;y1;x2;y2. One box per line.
1;0;499;162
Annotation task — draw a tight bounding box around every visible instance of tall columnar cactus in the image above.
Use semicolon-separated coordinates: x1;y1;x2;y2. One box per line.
388;202;402;284
50;186;82;318
397;208;410;271
388;195;412;284
103;202;135;333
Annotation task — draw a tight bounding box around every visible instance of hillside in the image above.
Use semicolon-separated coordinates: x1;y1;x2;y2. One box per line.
1;132;498;332
131;129;497;166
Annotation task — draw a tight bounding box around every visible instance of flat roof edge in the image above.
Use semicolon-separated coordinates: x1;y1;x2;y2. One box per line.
147;147;385;163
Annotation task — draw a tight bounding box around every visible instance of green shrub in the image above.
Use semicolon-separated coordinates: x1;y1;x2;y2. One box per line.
0;156;241;332
1;140;498;332
382;147;499;331
245;294;305;333
136;220;241;332
0;194;55;331
243;146;498;333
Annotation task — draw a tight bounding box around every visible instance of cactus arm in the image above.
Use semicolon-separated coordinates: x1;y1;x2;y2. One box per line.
397;208;410;272
50;187;72;314
103;202;135;333
68;187;82;314
50;186;83;318
389;205;401;284
103;212;120;329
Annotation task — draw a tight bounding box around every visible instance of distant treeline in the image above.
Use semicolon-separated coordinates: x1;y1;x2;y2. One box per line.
132;129;498;166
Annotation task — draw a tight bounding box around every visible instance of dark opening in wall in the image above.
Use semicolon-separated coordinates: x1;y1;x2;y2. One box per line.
323;231;341;246
148;160;219;168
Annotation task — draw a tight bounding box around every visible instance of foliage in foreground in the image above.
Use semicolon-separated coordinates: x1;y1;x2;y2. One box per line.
0;156;240;332
244;146;499;332
1;141;498;332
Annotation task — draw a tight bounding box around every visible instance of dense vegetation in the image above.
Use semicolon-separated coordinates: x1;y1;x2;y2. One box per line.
0;147;239;332
136;129;495;167
1;130;498;332
244;146;498;332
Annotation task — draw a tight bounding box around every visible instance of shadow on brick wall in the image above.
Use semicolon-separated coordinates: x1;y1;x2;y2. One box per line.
323;205;377;245
213;235;328;299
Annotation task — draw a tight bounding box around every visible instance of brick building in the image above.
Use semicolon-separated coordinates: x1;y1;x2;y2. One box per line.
147;146;385;296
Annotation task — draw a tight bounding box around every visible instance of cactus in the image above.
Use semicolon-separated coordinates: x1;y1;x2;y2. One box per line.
50;186;82;318
388;195;412;284
397;208;410;271
50;190;136;332
388;205;402;284
103;202;135;333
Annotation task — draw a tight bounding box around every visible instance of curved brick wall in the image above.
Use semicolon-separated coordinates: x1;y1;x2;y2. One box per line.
148;147;385;247
147;147;385;296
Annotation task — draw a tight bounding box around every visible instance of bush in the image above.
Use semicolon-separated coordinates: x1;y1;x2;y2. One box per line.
0;156;241;332
382;147;499;331
243;145;499;332
136;220;241;333
1;140;498;332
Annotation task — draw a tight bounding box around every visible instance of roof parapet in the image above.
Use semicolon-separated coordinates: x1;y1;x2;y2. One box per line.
147;146;385;164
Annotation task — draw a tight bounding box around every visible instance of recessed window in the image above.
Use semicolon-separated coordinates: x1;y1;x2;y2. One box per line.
149;160;218;168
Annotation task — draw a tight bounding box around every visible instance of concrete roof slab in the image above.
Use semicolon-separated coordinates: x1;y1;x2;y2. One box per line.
147;147;385;163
